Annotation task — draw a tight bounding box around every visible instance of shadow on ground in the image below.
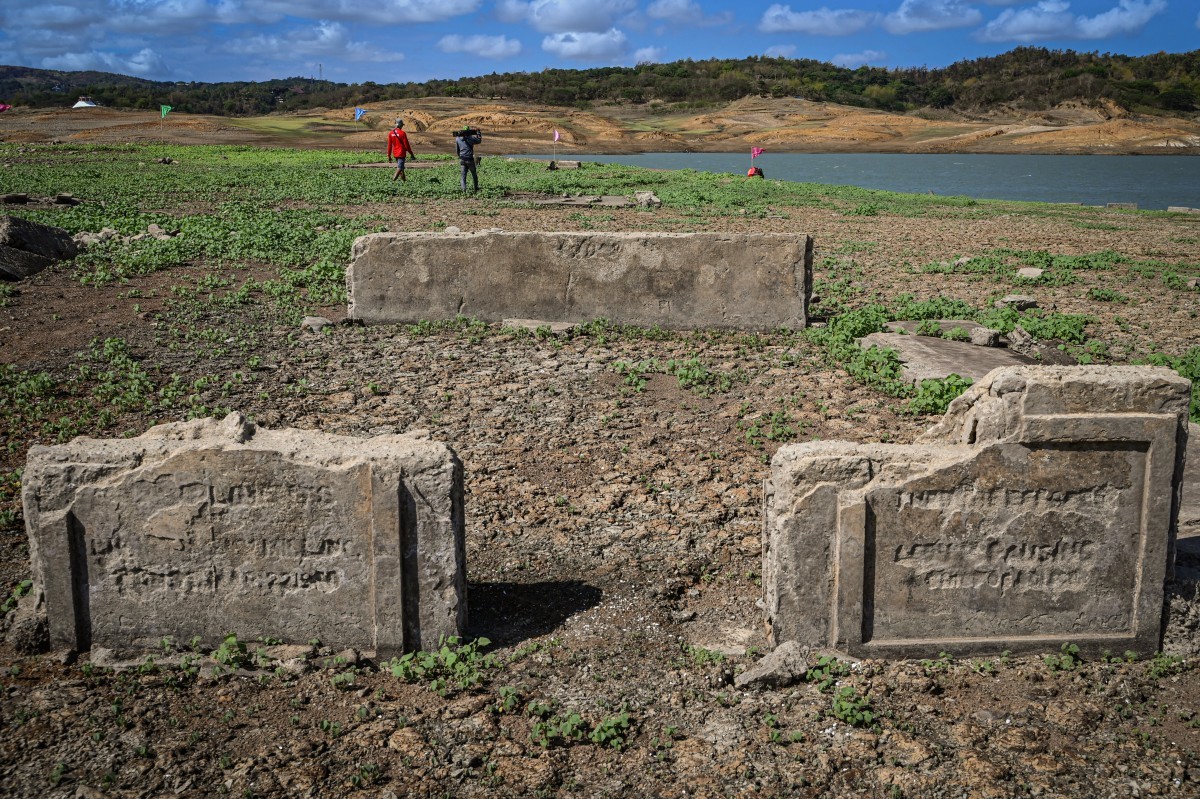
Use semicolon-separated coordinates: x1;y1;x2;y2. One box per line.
467;581;603;647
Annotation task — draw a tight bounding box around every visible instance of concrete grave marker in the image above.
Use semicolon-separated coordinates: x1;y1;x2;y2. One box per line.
347;231;813;331
764;366;1191;658
22;413;465;657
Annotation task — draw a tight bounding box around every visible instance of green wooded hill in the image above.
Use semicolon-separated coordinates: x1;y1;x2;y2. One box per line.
2;47;1197;117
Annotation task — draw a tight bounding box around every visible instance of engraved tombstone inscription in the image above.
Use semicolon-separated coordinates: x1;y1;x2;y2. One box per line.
766;366;1191;658
22;413;466;657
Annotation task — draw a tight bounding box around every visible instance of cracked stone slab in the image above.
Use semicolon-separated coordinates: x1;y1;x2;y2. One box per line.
764;366;1192;659
860;331;1036;385
347;231;812;331
21;413;466;658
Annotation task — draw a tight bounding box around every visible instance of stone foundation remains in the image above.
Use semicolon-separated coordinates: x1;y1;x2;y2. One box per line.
347;231;812;330
21;413;465;657
764;366;1192;658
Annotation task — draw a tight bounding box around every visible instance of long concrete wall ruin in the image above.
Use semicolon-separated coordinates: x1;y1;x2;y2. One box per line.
21;413;466;658
764;365;1192;659
346;231;813;330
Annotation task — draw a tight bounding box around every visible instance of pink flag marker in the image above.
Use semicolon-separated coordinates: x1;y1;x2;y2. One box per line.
0;104;11;113
553;129;560;142
751;147;765;159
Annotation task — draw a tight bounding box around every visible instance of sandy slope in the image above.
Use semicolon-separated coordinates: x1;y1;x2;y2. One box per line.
2;96;1198;155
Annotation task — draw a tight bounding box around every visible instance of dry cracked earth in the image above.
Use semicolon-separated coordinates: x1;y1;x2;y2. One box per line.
1;199;1200;798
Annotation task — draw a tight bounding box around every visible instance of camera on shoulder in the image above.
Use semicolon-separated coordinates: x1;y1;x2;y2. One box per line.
455;127;481;138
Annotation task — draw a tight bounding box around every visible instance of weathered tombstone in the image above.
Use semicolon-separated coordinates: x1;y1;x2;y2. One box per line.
347;231;813;331
21;413;465;657
764;366;1191;658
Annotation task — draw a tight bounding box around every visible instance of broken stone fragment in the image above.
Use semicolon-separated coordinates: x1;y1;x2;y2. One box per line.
733;640;810;690
993;294;1038;310
301;315;333;332
0;214;79;281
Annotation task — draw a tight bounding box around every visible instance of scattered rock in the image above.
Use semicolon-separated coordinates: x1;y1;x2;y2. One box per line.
734;640;810;689
993;294;1038;310
969;327;1001;347
0;214;79;281
1186;277;1199;290
1;193;29;204
501;318;576;335
54;194;80;205
635;191;662;207
1016;267;1044;279
301;315;333;332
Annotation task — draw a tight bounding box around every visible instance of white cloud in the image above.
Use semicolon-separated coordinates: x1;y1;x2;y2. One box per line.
257;0;480;24
225;20;404;63
42;46;169;76
498;0;636;33
882;0;982;35
438;34;521;58
764;44;797;57
541;28;628;59
633;46;665;63
647;0;732;26
832;48;886;67
979;0;1167;42
760;5;877;35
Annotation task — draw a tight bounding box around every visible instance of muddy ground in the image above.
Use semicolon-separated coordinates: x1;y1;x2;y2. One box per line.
2;169;1200;798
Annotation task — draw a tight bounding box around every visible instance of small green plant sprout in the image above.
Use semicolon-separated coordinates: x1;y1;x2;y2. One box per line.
831;686;877;729
531;710;587;748
1147;652;1186;679
1;579;33;614
495;685;523;714
211;633;250;669
330;667;358;690
318;719;343;738
908;373;973;416
48;762;69;787
942;326;970;342
915;319;943;337
1044;642;1083;672
804;654;851;693
970;658;996;676
387;636;494;696
589;711;632;750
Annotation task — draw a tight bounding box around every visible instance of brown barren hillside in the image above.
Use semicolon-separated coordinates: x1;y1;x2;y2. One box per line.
3;95;1198;154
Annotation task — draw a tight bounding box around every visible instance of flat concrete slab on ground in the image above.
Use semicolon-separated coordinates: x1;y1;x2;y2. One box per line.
860;331;1036;384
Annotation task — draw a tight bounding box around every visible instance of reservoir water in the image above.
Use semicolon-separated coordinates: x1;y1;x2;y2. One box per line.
520;152;1200;211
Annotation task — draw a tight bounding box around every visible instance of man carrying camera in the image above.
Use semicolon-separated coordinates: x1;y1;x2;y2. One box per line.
455;126;483;192
388;119;416;182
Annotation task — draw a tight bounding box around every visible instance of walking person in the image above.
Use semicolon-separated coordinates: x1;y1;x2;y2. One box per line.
455;125;483;192
387;119;415;182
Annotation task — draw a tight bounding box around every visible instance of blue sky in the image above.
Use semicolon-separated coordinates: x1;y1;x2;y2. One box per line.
0;1;1195;85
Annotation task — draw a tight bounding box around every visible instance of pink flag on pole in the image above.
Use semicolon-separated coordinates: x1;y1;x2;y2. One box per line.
751;147;764;159
553;129;560;142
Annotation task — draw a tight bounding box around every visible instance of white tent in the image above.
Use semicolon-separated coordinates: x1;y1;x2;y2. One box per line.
71;96;97;109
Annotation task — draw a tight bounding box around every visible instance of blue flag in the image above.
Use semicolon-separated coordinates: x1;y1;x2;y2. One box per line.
354;107;367;121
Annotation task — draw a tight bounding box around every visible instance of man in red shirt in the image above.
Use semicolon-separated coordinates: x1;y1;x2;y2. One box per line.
387;119;416;182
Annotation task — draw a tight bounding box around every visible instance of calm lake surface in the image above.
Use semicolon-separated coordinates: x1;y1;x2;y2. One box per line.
518;152;1200;211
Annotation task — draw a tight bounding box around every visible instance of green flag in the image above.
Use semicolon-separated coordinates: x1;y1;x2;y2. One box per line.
160;105;172;119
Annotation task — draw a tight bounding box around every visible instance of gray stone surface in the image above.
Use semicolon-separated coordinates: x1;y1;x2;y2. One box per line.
859;331;1036;385
21;412;465;657
0;215;79;281
1181;422;1200;541
994;295;1038;310
347;231;812;331
733;640;810;689
764;366;1192;659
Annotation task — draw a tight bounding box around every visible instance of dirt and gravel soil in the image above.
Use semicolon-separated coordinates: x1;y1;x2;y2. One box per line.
3;97;1199;155
2;143;1200;797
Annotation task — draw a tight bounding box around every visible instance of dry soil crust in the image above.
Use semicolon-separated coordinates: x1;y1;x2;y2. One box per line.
1;198;1199;798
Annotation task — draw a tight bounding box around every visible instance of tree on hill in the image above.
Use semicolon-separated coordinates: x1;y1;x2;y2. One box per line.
1;48;1197;118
